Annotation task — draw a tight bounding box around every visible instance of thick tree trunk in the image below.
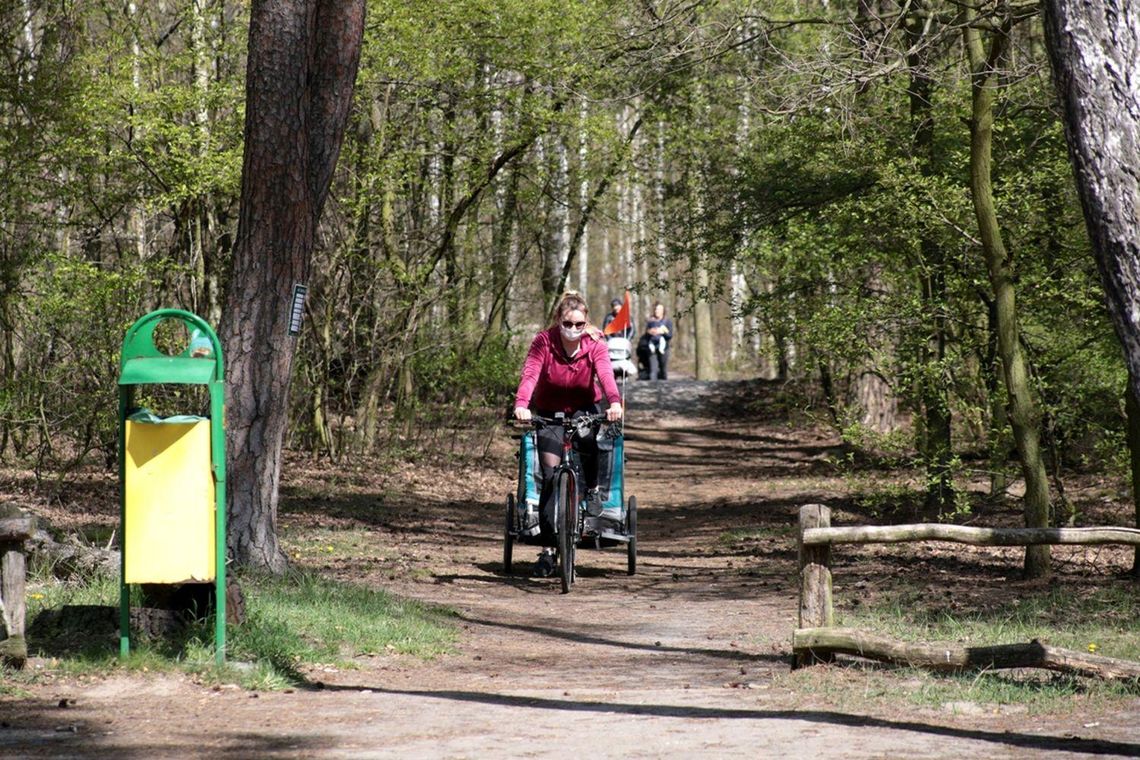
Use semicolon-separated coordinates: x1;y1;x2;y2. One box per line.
1041;1;1140;402
221;0;364;572
965;18;1051;578
854;370;896;433
1127;381;1140;576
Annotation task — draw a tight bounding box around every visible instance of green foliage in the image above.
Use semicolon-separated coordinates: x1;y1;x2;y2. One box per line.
0;0;1131;505
3;253;164;468
409;335;524;408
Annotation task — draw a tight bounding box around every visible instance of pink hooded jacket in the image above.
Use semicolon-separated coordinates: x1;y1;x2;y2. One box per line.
514;326;621;414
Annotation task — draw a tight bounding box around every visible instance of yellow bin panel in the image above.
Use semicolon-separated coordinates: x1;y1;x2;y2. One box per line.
124;420;215;583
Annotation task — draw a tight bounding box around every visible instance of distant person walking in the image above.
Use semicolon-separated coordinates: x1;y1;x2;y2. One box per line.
601;297;634;339
644;302;674;381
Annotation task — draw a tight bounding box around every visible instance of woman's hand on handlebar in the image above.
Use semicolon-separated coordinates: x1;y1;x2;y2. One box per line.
606;402;623;423
514;406;532;422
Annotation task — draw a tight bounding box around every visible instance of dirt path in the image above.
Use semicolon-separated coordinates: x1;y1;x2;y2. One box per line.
4;380;1140;758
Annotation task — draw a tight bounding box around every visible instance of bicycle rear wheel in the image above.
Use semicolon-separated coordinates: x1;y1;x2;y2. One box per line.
626;495;637;576
557;472;576;593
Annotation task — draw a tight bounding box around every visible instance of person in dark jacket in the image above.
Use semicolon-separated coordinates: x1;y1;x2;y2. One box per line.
636;332;651;380
601;297;634;339
644;302;674;380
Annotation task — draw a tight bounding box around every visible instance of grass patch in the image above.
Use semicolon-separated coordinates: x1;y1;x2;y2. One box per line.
230;569;456;676
805;583;1140;711
19;567;456;689
280;527;387;564
839;584;1140;660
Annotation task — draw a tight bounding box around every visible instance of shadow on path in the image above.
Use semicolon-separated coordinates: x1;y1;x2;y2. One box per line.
317;683;1139;757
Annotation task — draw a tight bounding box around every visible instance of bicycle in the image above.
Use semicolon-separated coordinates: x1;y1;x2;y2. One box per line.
503;411;635;593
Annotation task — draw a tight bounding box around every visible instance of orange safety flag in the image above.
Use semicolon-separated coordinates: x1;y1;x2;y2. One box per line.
603;290;632;336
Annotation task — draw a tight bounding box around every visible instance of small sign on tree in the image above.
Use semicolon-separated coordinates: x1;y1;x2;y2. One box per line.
288;284;308;336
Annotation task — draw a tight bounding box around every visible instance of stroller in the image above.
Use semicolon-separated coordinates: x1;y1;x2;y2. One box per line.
607;335;638;380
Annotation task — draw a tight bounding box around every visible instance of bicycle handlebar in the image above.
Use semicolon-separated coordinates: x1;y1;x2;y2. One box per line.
530;412;607;427
509;412;620;437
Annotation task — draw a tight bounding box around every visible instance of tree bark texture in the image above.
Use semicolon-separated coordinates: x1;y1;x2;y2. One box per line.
793;628;1140;680
854;370;897;434
965;17;1052;578
1042;1;1140;401
221;0;365;572
693;257;718;381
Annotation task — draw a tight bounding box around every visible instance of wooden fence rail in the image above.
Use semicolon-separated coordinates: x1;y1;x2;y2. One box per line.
803;523;1140;548
794;503;1140;678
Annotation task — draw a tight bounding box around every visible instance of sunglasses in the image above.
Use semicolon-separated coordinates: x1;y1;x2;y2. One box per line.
561;320;586;329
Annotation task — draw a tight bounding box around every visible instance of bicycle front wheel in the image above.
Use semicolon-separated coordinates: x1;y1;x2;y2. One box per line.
503;493;515;574
556;472;576;593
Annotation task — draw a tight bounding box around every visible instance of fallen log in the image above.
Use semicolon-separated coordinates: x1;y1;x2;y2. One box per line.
793;627;1140;681
25;529;119;580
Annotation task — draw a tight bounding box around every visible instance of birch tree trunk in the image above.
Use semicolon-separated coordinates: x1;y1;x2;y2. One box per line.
965;15;1051;578
128;3;147;269
190;0;225;326
907;5;951;510
652;120;667;331
693;262;718;380
221;0;365;572
576;100;590;298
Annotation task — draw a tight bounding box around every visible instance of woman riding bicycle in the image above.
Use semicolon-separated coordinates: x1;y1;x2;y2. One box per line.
513;291;624;576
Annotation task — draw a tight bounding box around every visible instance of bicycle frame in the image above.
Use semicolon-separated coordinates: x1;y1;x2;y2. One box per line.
531;412;608;592
548;415;590;538
504;407;633;585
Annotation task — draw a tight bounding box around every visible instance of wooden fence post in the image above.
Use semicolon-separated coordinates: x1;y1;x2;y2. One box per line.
797;504;833;667
0;504;36;668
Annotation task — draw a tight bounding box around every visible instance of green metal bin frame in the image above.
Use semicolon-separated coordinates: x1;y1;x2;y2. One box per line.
117;309;226;664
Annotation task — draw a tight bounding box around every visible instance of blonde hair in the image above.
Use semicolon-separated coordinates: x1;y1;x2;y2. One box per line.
549;290;590;328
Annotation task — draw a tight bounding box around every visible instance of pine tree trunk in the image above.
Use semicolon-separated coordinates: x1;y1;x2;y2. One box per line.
221;0;364;573
1126;381;1140;576
1042;1;1140;402
965;16;1051;578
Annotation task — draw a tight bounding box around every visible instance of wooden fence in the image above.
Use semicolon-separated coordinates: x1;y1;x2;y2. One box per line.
793;504;1140;679
0;504;36;668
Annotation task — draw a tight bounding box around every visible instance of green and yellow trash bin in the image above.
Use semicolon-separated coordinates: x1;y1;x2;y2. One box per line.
117;309;226;663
